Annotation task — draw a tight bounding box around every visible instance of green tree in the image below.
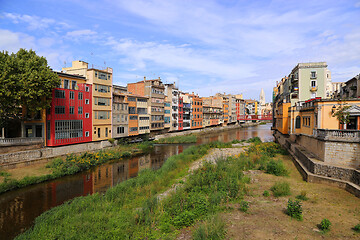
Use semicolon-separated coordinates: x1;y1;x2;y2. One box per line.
0;49;60;130
332;103;351;128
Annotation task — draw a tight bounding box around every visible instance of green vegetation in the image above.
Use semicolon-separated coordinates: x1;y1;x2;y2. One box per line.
192;214;226;240
0;49;60;128
239;200;249;213
263;190;270;197
0;170;11;177
265;159;288;176
270;181;291;197
16;138;289;239
296;190;309;201
319;218;332;232
353;224;360;233
0;142;153;194
155;134;197;144
286;199;303;221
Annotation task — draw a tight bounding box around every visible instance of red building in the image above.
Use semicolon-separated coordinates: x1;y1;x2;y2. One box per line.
46;72;92;146
178;96;183;130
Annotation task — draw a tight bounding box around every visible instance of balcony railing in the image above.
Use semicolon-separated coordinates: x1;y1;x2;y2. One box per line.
315;129;360;142
0;137;44;146
310;86;317;92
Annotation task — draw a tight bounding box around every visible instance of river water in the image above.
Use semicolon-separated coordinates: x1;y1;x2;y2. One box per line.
0;123;273;239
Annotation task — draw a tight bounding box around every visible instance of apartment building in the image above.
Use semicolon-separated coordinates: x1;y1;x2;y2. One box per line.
178;96;184;131
127;77;165;132
165;83;179;132
236;97;246;123
112;85;128;139
164;97;171;129
181;93;191;130
187;93;203;129
137;96;150;135
62;60;113;141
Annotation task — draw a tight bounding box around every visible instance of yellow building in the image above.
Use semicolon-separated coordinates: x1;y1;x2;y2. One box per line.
63;60;113;141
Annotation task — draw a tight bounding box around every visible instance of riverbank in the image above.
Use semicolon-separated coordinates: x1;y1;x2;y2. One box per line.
0;142;154;194
16;139;360;240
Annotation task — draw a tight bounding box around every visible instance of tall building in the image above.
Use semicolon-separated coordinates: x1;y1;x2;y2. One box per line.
127;77;165;132
62;60;113;141
181;93;191;130
22;71;93;146
164;83;179;132
187;93;203;129
112;85;128;139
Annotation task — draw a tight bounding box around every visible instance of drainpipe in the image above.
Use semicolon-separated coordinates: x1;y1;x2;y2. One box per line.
1;128;4;139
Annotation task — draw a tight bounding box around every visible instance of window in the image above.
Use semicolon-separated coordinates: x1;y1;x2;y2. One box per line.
98;128;100;138
98;72;109;80
78;107;83;115
117;126;124;134
47;121;50;140
95;84;110;93
139;116;149;120
95;97;110;106
54;120;83;139
129;107;136;114
55;106;65;114
311;80;316;87
69;106;74;114
130;127;138;132
85;86;90;92
129;115;138;120
85;113;89;118
70;91;74;99
95;111;110;119
105;127;108;137
72;81;77;90
137;98;147;102
85;131;89;137
85;99;90;104
311;71;317;79
64;79;69;89
295;116;301;129
139;126;149;130
127;97;136;102
55;90;65;98
78;92;83;100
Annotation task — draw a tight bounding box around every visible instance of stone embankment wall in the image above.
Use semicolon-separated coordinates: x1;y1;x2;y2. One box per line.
274;130;360;197
0;141;112;169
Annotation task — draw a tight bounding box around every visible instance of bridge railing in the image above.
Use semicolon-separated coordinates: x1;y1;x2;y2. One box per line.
237;115;273;121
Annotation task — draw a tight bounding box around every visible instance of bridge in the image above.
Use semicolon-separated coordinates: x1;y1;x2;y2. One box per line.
237;114;273;121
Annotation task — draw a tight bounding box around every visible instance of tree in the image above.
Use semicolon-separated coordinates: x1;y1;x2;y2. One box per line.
332;104;351;129
0;49;60;131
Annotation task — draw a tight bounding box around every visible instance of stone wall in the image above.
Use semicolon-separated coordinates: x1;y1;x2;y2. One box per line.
274;130;360;197
0;140;112;168
324;141;360;169
295;134;325;161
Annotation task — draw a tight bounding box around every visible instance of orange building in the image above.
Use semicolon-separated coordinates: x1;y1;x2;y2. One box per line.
187;93;203;129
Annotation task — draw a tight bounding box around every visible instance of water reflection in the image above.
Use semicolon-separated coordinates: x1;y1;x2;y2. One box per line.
0;124;272;239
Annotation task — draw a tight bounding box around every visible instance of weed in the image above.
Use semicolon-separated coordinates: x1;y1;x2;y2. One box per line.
155;134;197;144
286;199;303;221
353;223;360;233
319;218;331;232
263;190;270;197
192;214;226;240
265;159;288;176
0;171;11;177
239;200;249;213
270;181;291;197
296;190;309;201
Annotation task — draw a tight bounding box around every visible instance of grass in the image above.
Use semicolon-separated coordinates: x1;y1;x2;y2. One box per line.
155;134;197;144
0;142;154;194
270;181;291;197
16;138;290;239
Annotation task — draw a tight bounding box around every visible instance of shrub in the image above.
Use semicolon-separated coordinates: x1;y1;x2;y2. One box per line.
353;223;360;233
286;199;303;221
270;181;291;197
246;137;262;143
108;138;115;144
296;190;309;201
265;159;288;176
121;151;132;158
263;190;270;197
319;218;331;231
0;171;11;177
239;200;249;213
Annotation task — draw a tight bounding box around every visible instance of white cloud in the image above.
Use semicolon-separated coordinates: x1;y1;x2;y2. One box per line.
66;29;97;38
0;29;36;53
2;12;69;30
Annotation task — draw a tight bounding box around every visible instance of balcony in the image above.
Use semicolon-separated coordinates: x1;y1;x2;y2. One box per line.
315;129;360;142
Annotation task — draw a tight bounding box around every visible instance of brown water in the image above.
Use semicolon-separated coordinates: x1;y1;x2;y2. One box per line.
0;123;273;239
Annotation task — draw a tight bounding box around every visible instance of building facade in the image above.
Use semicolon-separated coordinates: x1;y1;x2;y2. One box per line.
112;85;128;139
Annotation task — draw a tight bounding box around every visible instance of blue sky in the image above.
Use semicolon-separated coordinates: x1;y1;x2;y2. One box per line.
1;0;360;102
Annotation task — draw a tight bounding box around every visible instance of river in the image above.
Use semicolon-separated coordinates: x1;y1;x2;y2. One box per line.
0;123;273;239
